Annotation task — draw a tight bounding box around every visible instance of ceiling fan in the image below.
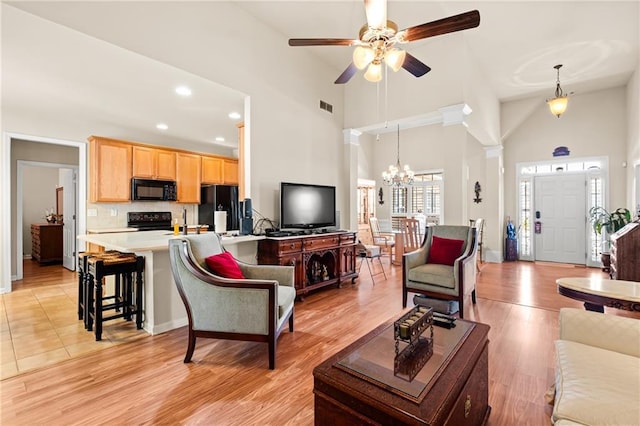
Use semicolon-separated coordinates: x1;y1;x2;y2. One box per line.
288;0;480;84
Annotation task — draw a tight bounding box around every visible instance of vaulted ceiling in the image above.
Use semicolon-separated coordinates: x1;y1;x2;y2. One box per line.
3;1;638;148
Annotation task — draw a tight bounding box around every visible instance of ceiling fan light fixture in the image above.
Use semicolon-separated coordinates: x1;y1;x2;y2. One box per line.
384;48;406;72
546;64;569;118
353;46;375;70
364;62;382;82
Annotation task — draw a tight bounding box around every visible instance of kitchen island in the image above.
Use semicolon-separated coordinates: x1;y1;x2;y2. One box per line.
78;230;264;335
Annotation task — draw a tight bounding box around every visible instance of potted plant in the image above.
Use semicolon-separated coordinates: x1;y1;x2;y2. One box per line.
588;207;632;271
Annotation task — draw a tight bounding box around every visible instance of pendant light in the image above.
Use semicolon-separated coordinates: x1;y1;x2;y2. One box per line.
382;125;414;187
547;64;569;118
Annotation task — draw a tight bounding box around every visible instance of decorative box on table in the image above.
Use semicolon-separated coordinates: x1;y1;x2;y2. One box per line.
393;305;434;381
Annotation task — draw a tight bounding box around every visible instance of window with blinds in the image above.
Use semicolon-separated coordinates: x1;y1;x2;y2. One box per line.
390;172;443;230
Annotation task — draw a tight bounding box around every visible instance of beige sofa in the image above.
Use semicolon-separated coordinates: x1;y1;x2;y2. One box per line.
552;308;640;425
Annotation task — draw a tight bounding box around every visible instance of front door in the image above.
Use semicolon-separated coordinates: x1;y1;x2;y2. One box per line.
534;174;586;264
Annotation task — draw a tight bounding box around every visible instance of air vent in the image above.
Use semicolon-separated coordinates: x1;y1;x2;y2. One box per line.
319;100;333;114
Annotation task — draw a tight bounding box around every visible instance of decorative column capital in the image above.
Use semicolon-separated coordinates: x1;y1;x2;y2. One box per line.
343;128;362;145
438;103;473;127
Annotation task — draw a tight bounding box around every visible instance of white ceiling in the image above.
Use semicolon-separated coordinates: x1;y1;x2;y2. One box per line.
3;1;639;149
238;0;639;100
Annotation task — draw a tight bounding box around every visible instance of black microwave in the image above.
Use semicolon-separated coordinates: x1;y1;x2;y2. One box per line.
131;178;177;201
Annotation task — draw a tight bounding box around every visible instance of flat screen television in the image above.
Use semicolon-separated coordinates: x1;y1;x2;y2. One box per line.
280;182;336;230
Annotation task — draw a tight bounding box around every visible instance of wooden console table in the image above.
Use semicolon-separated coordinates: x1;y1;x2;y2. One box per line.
557;277;640;313
258;231;358;298
313;315;491;425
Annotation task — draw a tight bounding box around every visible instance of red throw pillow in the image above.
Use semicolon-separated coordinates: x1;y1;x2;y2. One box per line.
427;236;465;266
205;252;245;279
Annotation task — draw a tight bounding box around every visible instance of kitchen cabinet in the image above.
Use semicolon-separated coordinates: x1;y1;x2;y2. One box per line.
176;152;201;203
202;156;238;185
31;223;63;264
89;136;132;202
201;156;223;184
132;146;176;180
223;159;239;184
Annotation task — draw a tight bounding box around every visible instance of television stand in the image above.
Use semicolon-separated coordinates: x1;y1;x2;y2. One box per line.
257;231;359;299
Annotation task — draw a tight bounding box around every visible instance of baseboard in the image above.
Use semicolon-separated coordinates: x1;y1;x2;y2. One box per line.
146;317;188;335
484;249;503;263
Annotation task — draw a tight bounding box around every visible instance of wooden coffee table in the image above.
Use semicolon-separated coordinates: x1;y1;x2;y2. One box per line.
313;315;491;425
557;277;640;313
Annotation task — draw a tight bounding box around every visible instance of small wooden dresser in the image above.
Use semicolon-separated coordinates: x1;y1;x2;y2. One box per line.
31;223;63;264
610;220;640;281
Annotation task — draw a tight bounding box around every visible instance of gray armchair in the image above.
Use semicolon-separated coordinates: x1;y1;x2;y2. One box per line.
168;233;295;369
402;225;478;318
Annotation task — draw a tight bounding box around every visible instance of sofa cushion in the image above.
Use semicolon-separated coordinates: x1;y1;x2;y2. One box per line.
205;252;245;279
553;340;640;425
407;263;455;289
427;236;464;266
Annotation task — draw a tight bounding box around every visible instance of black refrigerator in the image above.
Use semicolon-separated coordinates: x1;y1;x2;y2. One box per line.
199;185;239;232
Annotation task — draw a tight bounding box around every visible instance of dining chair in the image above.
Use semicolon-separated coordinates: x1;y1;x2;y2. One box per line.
400;218;423;254
369;217;395;264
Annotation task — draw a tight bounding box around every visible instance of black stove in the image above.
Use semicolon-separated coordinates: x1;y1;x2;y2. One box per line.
127;211;173;231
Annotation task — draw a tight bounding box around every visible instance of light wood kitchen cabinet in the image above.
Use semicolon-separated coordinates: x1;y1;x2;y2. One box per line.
132;146;176;180
201;156;223;184
89;136;132;202
223;159;239;184
176;152;201;203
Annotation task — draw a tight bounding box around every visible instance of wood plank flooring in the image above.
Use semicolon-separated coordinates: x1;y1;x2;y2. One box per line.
1;259;638;425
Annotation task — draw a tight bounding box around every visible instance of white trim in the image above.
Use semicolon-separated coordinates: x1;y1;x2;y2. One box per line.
2;132;87;293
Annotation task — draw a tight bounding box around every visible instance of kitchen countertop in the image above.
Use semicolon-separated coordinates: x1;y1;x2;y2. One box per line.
78;230;264;252
87;227;138;234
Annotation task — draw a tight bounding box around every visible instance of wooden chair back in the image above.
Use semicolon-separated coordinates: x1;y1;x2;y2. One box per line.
401;218;422;253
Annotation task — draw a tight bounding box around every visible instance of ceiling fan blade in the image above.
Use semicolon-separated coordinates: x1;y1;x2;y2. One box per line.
402;53;431;78
288;38;356;47
364;0;387;29
400;10;480;43
335;63;358;84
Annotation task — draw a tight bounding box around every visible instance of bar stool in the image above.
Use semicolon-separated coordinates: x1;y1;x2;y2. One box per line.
77;250;120;329
85;252;144;341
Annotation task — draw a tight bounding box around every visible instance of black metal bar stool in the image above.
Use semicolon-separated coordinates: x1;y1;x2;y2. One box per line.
85;252;144;341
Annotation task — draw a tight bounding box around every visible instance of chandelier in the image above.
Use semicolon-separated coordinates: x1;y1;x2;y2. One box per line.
382;125;414;187
547;64;569;118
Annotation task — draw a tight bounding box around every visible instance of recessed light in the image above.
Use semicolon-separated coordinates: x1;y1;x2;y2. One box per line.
215;137;225;142
156;123;168;130
175;86;192;96
228;112;241;120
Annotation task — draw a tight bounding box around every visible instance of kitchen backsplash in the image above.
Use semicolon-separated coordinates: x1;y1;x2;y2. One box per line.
86;201;198;230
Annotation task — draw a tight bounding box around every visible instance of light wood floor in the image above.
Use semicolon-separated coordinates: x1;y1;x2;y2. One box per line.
1;259;637;425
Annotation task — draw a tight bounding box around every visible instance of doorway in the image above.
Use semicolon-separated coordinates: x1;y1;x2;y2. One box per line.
534;174;586;264
2;132;87;292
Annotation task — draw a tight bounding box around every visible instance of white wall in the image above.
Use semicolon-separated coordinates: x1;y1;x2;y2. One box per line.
502;86;629;222
627;69;640;215
2;3;347;231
